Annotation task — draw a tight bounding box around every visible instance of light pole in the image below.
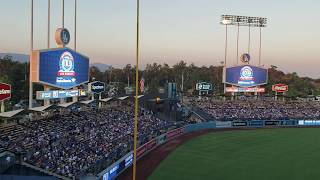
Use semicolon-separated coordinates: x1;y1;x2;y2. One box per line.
236;19;240;65
220;15;267;65
62;0;64;29
220;17;232;95
133;0;140;180
74;0;77;51
29;0;34;109
48;0;50;49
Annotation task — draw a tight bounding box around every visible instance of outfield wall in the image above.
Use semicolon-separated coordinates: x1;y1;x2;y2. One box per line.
96;119;320;180
97;127;185;180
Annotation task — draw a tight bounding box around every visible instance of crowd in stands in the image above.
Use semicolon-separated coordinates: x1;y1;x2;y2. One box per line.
0;107;171;178
193;98;320;121
3;97;320;178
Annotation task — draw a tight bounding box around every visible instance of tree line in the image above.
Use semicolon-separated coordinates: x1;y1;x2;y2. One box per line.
1;56;319;109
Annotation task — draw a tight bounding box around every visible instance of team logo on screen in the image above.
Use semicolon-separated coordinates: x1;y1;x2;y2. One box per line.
58;52;75;76
238;66;255;86
240;66;253;80
56;51;76;84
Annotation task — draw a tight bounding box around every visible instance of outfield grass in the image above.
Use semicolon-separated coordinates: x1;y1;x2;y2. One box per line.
149;128;320;180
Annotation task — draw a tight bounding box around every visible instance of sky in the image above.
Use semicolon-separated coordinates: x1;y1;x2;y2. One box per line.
0;0;320;78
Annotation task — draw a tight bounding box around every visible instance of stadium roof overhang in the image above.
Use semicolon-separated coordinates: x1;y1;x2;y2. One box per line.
28;105;54;112
0;109;25;118
118;96;129;101
79;99;95;105
57;102;79;108
100;97;113;102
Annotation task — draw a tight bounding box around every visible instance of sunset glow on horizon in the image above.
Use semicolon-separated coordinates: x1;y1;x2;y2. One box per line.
1;0;320;78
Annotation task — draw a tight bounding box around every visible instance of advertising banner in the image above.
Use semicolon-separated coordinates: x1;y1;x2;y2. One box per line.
298;120;320;126
225;65;268;87
216;121;232;128
264;120;280;126
196;82;213;91
226;87;265;93
124;153;133;168
280;120;298;126
249;120;264;127
31;48;89;89
36;89;87;100
232;121;248;127
89;81;105;94
0;83;11;101
272;84;288;92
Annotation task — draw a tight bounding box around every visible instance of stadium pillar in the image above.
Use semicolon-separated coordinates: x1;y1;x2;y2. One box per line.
0;101;4;113
72;87;78;102
231;85;235;100
99;93;102;108
60;98;66;104
44;85;51;106
254;86;258;99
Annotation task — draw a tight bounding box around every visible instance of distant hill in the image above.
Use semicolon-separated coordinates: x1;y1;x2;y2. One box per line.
0;53;29;63
90;62;111;72
0;53;111;72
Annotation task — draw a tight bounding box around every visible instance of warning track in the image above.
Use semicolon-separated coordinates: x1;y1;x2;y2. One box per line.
117;128;243;180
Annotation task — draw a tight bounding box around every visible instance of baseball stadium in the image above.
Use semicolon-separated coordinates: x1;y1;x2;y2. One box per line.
1;1;320;180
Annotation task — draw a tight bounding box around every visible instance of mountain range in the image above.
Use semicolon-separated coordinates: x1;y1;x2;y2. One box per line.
0;53;111;72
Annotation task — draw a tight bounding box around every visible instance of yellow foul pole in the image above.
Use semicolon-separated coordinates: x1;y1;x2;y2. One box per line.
133;0;140;180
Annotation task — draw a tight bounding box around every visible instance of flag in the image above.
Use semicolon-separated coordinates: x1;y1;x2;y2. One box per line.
140;77;145;93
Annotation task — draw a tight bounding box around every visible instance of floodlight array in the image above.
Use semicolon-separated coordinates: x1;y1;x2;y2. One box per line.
220;15;267;27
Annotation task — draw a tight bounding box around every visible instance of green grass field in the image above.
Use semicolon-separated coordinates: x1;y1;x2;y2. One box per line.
149;128;320;180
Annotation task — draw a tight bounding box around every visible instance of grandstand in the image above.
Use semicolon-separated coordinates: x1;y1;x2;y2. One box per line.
2;95;320;179
192;98;320;121
0;99;175;179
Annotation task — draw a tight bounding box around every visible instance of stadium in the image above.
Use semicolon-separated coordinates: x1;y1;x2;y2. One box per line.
1;1;320;180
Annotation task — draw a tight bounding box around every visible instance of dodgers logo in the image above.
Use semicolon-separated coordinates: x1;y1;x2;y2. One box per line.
56;51;76;84
240;66;253;80
58;52;75;76
61;30;70;45
240;53;250;63
238;66;255;86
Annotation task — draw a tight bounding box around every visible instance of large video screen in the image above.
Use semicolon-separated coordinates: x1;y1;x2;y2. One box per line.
225;65;267;87
38;48;89;89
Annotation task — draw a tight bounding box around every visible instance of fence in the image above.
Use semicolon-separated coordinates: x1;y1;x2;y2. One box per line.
95;119;320;180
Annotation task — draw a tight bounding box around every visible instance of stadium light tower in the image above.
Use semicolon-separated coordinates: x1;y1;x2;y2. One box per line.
220;15;267;66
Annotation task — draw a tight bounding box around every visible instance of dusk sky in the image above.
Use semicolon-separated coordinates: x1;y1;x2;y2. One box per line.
1;0;320;77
